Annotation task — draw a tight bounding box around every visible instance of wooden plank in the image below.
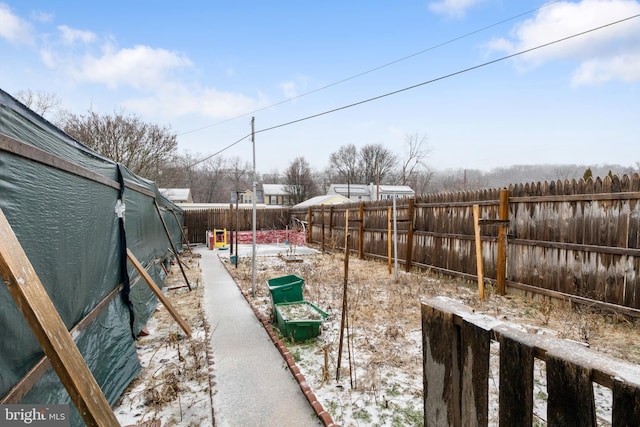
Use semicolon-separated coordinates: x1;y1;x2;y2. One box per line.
1;283;124;404
460;319;490;427
0;133;119;190
422;303;459;427
612;378;640;426
498;330;534;426
388;207;392;274
405;198;415;272
155;201;191;290
0;208;119;426
126;249;192;337
546;352;596;427
496;189;509;295
473;205;485;300
358;202;364;260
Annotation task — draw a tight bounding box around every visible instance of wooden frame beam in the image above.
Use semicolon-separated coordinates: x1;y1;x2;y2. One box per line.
126;249;192;337
0;208;119;426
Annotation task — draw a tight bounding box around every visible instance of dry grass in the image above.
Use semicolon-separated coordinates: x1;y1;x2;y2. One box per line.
114;251;211;426
227;247;640;374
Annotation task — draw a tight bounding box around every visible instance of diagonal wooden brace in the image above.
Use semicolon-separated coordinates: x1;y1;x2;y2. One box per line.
0;208;119;426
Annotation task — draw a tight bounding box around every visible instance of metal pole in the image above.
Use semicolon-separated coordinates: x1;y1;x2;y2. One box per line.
251;117;257;296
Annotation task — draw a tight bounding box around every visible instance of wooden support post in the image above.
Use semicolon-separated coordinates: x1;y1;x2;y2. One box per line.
0;208;119;426
473;204;485;300
387;207;392;274
329;206;334;245
337;211;349;381
155;201;192;290
307;206;313;243
358;202;364;260
170;208;192;255
127;249;192;337
496;188;509;295
321;204;325;252
405;198;415;272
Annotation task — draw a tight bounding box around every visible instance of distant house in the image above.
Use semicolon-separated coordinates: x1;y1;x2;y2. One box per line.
327;183;414;202
159;188;193;203
263;184;294;206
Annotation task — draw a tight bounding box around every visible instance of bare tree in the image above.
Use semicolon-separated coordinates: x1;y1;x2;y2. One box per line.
15;89;61;120
61;110;177;179
328;144;359;197
358;143;397;185
400;133;431;186
284;157;319;205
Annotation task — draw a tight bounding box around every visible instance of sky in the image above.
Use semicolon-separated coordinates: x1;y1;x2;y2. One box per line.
1;0;639;176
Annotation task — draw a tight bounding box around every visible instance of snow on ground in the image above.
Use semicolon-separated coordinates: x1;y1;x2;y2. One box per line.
112;245;639;426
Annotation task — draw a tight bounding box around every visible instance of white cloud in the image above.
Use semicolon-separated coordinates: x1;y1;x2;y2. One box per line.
572;53;640;84
58;25;96;45
75;44;193;89
0;3;34;44
122;84;265;120
487;0;640;84
428;0;486;18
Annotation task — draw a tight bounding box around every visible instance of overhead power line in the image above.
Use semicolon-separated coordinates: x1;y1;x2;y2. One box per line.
188;12;640;168
178;1;562;137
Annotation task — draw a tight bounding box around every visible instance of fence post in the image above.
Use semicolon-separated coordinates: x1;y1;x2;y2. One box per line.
307;206;312;243
405;198;415;272
359;202;364;260
473;204;485;300
321;204;325;252
497;188;509;295
387;206;392;274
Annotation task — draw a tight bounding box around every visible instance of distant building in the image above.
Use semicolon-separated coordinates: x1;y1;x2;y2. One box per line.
159;188;193;203
262;184;294;206
327;183;414;202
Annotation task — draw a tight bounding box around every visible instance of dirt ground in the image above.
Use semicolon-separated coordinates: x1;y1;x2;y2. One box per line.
116;246;640;426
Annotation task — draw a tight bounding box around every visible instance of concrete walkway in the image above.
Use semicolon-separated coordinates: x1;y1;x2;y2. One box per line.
198;246;322;427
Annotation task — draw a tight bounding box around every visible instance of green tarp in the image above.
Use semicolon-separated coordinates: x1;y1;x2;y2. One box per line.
0;88;184;425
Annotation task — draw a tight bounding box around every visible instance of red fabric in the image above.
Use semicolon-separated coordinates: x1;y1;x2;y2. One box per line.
228;230;306;245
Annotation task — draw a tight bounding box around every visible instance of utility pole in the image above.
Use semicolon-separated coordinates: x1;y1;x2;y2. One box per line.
251;117;257;296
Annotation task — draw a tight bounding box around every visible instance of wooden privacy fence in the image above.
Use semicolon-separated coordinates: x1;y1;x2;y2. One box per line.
183;207;291;244
421;297;640;426
293;174;640;314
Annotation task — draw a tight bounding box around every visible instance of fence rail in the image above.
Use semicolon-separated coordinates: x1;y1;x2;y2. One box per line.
421;297;640;426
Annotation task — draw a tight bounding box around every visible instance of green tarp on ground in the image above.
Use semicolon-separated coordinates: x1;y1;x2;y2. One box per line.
0;88;185;426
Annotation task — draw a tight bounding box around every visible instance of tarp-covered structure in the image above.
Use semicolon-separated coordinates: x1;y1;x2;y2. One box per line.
0;89;185;425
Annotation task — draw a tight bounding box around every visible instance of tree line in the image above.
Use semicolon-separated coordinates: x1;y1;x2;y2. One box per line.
17;89;638;204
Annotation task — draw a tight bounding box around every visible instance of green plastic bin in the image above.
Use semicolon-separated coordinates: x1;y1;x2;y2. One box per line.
267;274;304;306
274;301;328;342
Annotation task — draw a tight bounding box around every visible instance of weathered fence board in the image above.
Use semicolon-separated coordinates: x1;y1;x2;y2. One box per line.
546;353;596;426
460;320;490;427
422;298;640;427
421;303;459;427
498;331;534;426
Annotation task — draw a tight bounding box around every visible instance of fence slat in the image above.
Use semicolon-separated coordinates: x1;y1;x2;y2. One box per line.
612;378;640;426
498;331;534;425
546;353;596;427
461;320;490;427
422;304;459;427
